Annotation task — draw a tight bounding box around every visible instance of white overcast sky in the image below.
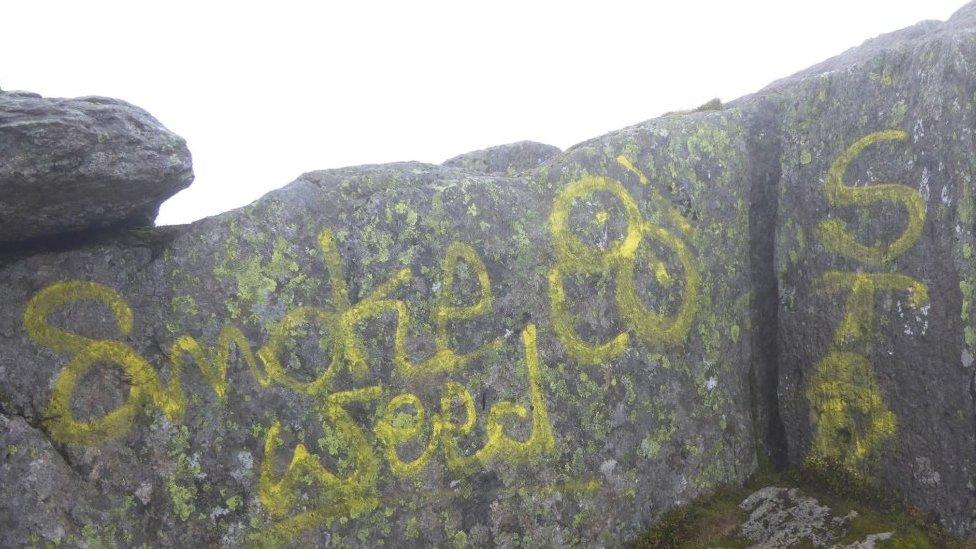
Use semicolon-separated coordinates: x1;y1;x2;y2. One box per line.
1;1;967;225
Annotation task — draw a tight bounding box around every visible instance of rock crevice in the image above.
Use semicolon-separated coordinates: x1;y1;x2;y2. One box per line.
742;97;790;471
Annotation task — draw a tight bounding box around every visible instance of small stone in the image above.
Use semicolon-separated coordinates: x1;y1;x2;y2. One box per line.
738;486;855;547
135;482;153;505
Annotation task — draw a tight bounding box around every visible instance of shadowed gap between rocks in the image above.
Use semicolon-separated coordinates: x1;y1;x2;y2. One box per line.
745;98;789;471
0;222;185;269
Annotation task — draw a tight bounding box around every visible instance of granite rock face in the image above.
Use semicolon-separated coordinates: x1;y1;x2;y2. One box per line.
442;140;561;176
5;2;976;545
0;92;192;245
0;111;757;545
769;3;976;535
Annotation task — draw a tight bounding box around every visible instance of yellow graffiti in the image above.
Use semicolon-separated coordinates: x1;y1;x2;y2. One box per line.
26;284;277;445
404;240;503;377
170;325;271;399
808;129;928;468
440;324;555;473
24;280;132;355
257;233;501;388
806;352;898;468
616;155;696;238
807;271;928;463
255;324;550;539
548;173;699;364
25;282;184;445
258;385;382;528
814;271;929;347
817;129;925;265
376;324;553;477
24;231;515;437
24;230;556;538
374;392;442;477
257;305;345;395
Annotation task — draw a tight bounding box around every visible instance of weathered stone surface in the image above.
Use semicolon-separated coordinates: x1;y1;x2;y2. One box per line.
738;486;859;547
770;2;976;535
0;92;193;245
0;106;757;544
442;140;560;176
0;412;99;547
8;2;976;544
737;486;897;548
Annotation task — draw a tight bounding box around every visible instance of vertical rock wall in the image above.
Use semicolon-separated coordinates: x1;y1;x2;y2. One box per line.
6;3;976;544
0;111;759;545
771;4;976;534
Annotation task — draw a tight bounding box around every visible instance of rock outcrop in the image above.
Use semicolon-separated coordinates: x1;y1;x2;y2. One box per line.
4;2;976;545
769;3;976;534
0;103;757;545
0;91;193;246
442;140;561;176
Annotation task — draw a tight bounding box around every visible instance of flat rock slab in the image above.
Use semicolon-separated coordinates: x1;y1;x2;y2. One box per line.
0;91;192;245
738;486;891;548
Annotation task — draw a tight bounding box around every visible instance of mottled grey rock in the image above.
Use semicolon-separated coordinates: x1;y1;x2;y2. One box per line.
768;0;976;535
739;486;857;547
0;92;193;245
737;486;894;548
442;140;560;175
0;413;98;547
839;531;894;549
0;106;758;545
7;1;976;544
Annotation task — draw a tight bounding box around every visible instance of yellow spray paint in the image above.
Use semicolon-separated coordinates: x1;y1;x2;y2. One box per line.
258;385;382;530
24;230;558;538
817;129;925;265
548;173;699;364
807;129;929;468
255;323;552;539
814;271;929;347
806;351;898;468
24;282;184;445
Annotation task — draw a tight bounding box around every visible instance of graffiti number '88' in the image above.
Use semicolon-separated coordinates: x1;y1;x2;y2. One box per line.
548;174;699;365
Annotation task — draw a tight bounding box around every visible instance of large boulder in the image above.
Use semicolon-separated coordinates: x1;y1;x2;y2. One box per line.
770;2;976;535
0;92;193;246
0;105;759;544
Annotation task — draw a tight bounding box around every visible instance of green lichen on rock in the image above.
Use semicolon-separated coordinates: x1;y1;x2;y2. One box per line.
8;4;976;546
